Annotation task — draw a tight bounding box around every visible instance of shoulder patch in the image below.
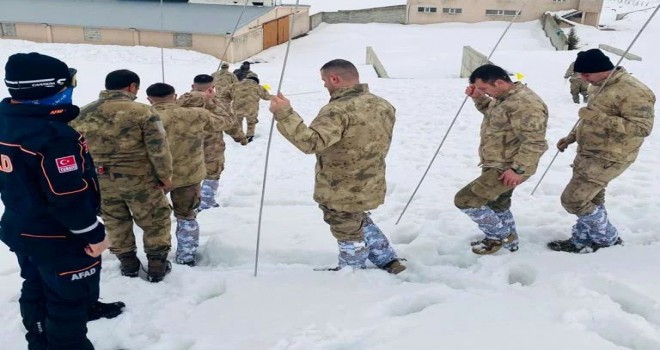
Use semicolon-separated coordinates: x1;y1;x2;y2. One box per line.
55;155;79;173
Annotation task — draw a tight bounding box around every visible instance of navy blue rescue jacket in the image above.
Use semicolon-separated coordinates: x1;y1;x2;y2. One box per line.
0;98;104;260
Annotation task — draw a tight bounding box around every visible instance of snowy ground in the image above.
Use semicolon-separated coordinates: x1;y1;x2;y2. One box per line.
1;0;660;349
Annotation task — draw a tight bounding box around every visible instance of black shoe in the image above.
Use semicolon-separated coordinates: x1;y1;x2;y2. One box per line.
117;252;140;277
88;301;125;321
147;257;172;283
247;136;254;143
548;237;623;253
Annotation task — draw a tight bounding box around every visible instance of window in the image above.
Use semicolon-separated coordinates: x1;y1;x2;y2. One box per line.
553;0;567;2
485;9;521;16
442;8;463;14
83;27;102;42
417;6;437;13
0;23;17;37
173;33;192;47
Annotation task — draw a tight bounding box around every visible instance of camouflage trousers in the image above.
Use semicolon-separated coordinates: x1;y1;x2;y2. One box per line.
320;205;398;268
204;133;225;180
320;205;366;241
98;175;172;256
236;113;258;138
570;78;589;102
170;184;201;220
454;167;525;211
561;155;630;216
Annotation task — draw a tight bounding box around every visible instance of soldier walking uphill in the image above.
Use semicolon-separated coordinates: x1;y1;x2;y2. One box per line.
0;53;123;350
71;70;174;283
178;74;247;210
220;72;272;142
212;62;238;96
233;61;254;81
565;61;590;104
457;64;549;255
549;49;656;253
269;59;406;274
147;83;219;266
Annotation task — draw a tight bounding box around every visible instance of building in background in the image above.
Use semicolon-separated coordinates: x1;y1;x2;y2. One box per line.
407;0;604;27
0;0;309;62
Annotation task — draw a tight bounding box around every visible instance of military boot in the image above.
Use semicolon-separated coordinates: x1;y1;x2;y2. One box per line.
572;94;580;104
547;237;622;253
147;255;172;283
582;94;589;103
471;232;519;255
116;252;140;278
88;301;125;321
382;259;407;275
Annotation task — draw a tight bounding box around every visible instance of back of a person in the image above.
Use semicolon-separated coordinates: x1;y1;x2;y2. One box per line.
576;68;656;163
212;70;237;92
315;86;395;210
76;93;153;169
232;79;262;109
155;104;208;188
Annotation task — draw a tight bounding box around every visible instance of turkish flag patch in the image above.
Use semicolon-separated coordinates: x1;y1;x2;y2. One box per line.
55;155;78;173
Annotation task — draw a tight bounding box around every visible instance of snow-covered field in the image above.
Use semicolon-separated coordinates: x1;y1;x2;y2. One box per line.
1;0;660;349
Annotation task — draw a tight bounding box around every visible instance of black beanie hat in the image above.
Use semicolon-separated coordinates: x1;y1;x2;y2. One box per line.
574;49;615;74
4;52;76;100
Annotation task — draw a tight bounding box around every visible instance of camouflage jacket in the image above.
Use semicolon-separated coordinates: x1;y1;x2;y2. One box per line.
220;79;271;118
568;67;655;163
564;62;581;82
152;102;214;188
274;84;395;212
71;90;172;182
177;91;245;142
212;69;238;93
473;82;549;175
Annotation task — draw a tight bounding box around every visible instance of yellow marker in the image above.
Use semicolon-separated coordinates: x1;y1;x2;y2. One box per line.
263;84;272;91
515;72;525;81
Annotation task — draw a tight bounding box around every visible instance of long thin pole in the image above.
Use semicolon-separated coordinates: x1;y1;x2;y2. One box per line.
530;3;660;196
395;1;529;225
254;1;300;277
216;0;251;70
160;0;165;82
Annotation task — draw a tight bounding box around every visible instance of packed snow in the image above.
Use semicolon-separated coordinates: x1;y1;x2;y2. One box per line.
1;0;660;349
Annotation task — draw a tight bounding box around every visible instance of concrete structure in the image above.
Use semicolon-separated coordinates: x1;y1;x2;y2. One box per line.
311;5;406;29
599;44;643;61
0;0;310;62
460;46;492;79
366;47;390;78
542;13;569;51
407;0;604;27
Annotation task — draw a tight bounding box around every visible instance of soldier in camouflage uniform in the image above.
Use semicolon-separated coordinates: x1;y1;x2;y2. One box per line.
458;64;548;255
147;83;221;266
270;59;405;274
178;74;247;210
71;70;173;282
550;49;656;253
220;72;271;142
233;61;254;81
565;61;590;104
212;62;238;97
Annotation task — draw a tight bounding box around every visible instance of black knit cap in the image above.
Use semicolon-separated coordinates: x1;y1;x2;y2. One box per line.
193;74;214;84
574;49;615;74
4;52;76;100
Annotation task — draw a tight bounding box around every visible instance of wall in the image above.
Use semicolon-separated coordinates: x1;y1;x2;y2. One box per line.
366;46;390;78
315;5;406;26
541;13;568;51
460;46;491;79
408;0;603;26
0;5;311;64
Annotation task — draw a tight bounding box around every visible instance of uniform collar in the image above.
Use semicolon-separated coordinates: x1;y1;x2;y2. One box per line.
330;84;369;101
496;82;525;101
98;90;137;101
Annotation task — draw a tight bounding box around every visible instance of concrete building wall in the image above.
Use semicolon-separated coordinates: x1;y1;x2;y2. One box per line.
0;5;310;63
408;0;603;26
